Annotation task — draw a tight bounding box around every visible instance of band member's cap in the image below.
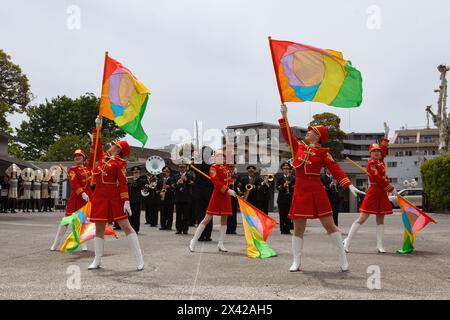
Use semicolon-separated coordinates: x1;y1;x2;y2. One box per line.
369;143;381;152
280;162;291;170
131;166;141;172
307;125;329;144
246;165;256;171
73;149;86;159
112;140;131;158
162;166;172;173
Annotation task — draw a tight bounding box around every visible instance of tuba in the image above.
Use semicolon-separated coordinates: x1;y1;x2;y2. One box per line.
141;156;165;197
5;164;21;179
49;165;62;182
21;168;35;182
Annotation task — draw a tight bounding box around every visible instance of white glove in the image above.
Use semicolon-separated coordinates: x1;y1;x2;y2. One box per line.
87;132;93;144
124;200;131;216
280;104;287;114
95;116;102;127
348;184;365;197
228;189;237;197
383;122;390;137
81;192;89;202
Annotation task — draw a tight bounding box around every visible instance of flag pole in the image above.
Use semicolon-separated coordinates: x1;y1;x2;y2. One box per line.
268;36;295;158
92;51;108;178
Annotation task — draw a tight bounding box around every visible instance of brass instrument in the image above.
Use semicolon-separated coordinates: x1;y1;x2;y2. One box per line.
141;175;157;197
267;174;274;182
142;156;165;197
244;176;255;200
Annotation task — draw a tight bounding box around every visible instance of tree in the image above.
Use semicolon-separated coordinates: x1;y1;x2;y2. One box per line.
309;112;346;160
420;154;450;212
46;134;90;161
14;93;125;160
0;50;32;130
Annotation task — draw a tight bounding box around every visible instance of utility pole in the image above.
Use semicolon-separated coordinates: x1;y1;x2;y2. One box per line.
425;64;450;153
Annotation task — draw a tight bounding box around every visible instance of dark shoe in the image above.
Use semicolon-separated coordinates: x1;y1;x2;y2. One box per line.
159;227;166;230
198;237;205;242
175;231;182;235
183;230;188;235
205;238;212;242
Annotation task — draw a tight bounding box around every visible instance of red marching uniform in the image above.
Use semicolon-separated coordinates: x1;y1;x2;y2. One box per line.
279;118;352;219
359;139;393;215
65;158;93;216
89;130;130;223
206;164;234;216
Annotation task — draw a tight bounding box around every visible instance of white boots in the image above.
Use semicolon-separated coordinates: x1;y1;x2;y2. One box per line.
343;222;386;253
50;225;67;251
189;223;228;252
343;222;361;253
218;225;228;252
189;223;206;252
88;237;104;269
127;233;145;271
289;236;303;272
376;224;386;253
329;232;349;272
88;233;144;271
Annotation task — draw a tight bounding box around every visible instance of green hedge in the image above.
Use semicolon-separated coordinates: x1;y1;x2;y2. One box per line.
420;153;450;212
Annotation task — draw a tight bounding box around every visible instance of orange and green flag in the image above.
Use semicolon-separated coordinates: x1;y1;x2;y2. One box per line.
397;195;436;254
99;54;150;146
237;197;277;259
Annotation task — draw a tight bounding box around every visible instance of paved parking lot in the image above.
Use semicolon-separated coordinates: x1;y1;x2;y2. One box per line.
0;211;449;299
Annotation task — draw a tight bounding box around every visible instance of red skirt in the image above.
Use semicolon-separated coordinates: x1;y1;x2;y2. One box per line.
90;185;128;223
288;175;332;220
65;189;92;216
206;188;232;216
359;185;393;215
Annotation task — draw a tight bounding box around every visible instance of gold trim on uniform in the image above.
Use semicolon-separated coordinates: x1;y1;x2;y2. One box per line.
220;185;227;193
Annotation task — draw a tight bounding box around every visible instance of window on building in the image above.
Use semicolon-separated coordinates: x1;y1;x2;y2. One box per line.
387;162;397;167
389;178;398;183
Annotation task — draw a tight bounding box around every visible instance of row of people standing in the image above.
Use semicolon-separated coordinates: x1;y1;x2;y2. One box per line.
0;174;59;213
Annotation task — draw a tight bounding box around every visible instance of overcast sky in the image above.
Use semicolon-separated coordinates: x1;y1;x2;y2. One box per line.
1;0;449;148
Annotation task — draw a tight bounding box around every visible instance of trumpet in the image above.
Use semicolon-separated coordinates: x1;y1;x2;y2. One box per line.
267;174;274;182
141;175;157;197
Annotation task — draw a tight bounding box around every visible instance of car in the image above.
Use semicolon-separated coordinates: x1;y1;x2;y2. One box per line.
389;188;423;209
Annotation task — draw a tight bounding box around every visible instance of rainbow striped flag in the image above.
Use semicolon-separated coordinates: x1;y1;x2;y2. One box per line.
99;54;150;146
237;197;277;259
269;38;362;107
59;202;118;253
397;195;436;254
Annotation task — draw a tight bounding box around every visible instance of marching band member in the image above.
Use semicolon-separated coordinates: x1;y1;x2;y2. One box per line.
173;161;194;235
343;123;395;253
240;165;260;206
50;149;91;251
88;119;144;271
128;166;146;233
257;172;273;214
22;172;32;213
1;176;9;213
189;150;235;253
142;171;161;228
8;168;18;213
276;162;295;235
321;168;341;226
279;105;364;272
32;171;42;212
159;166;175;230
41;172;50;212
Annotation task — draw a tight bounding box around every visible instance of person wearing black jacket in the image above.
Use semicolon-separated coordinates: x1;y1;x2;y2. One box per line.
226;164;240;234
321;167;341;226
159;166;175;230
1;176;9;213
142;172;161;227
276;162;295;234
240;165;261;207
192;148;214;241
127;166;146;234
257;173;273;214
173;161;194;234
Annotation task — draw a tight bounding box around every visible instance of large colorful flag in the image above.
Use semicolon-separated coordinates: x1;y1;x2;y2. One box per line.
237;197;278;259
269;38;363;107
397;195;436;254
99;54;150;146
59;202;118;253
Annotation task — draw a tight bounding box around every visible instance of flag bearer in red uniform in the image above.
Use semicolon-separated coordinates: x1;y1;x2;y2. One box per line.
344;122;396;253
50;149;91;252
87;117;144;271
279;105;364;272
189;150;235;253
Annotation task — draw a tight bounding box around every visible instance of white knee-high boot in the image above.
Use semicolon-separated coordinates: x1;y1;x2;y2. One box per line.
88;237;104;270
343;222;361;253
80;242;88;251
50;225;67;251
189;223;206;252
329;232;349;272
127;233;144;271
376;224;386;253
289;236;303;272
218;225;228;252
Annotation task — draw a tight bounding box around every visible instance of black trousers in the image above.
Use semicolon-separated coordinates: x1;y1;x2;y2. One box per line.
331;200;340;226
175;202;190;233
144;201;159;226
128;202;141;233
195;197;212;240
42;198;50;212
278;202;292;234
258;200;270;214
0;196;8;212
160;203;174;229
226;198;238;234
